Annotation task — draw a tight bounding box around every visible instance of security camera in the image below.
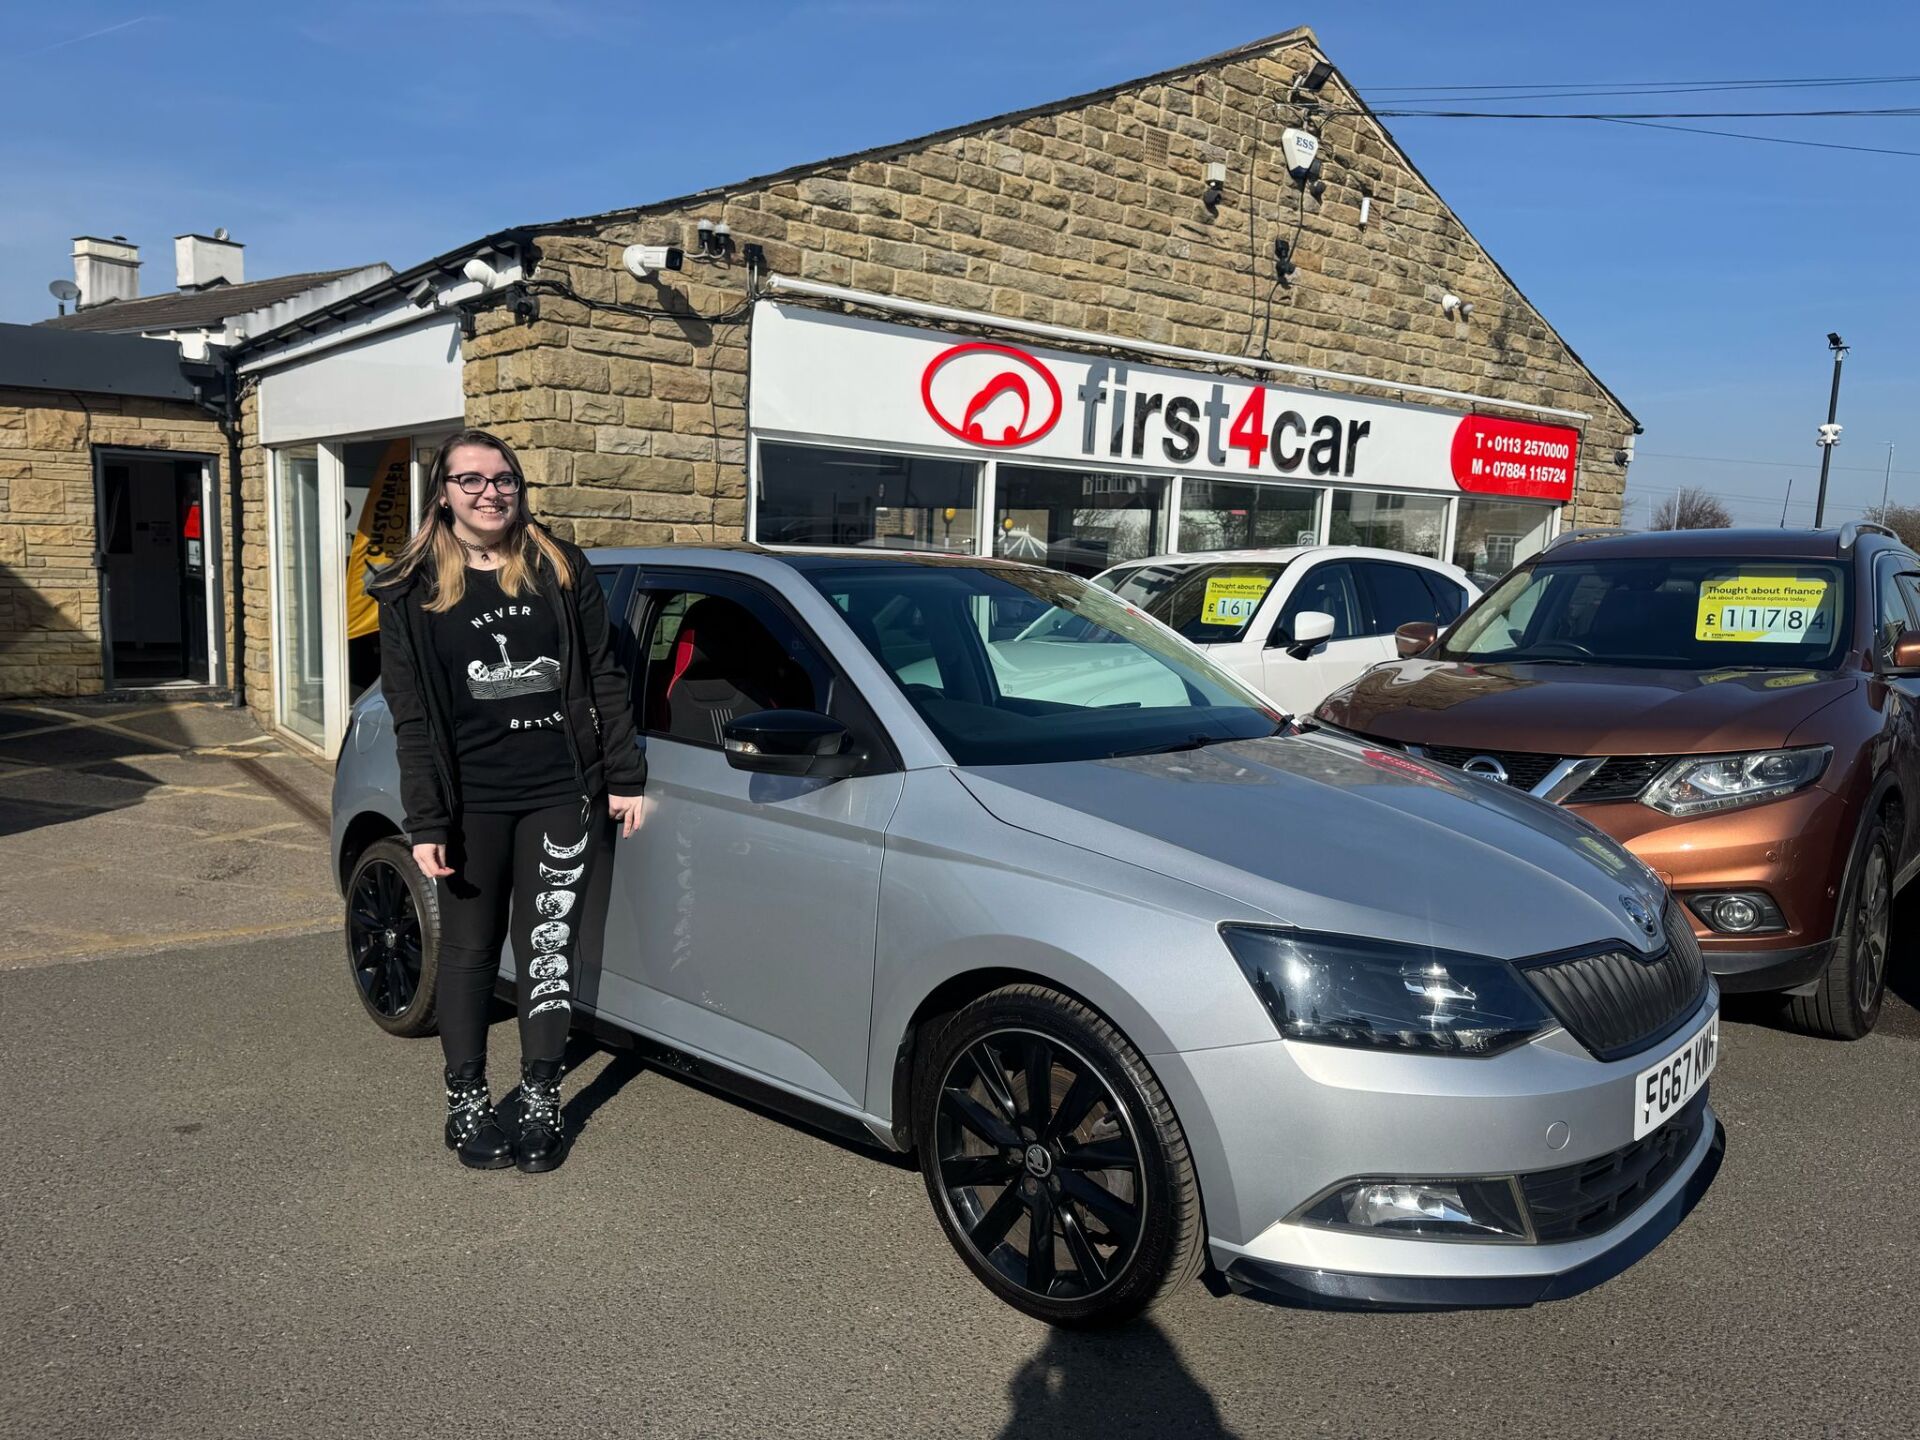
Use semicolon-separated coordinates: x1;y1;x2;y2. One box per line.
622;244;684;280
462;256;500;288
406;278;436;309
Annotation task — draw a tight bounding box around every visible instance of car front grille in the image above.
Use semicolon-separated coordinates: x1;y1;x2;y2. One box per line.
1567;755;1681;804
1417;744;1562;792
1521;1093;1709;1243
1519;904;1708;1061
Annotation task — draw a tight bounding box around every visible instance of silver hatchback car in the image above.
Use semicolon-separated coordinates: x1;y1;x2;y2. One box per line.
333;547;1724;1326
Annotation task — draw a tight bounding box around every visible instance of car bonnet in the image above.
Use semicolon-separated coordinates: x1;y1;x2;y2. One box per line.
954;730;1669;961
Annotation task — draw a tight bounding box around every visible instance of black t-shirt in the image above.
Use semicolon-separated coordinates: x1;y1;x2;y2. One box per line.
427;568;579;812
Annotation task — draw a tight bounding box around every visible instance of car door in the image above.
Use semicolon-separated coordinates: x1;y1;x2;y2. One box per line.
1261;561;1371;712
599;570;905;1111
1355;558;1456;666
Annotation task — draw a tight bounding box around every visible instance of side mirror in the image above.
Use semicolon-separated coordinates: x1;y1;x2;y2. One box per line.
1891;629;1920;672
722;710;860;780
1273;610;1335;658
1395;620;1440;658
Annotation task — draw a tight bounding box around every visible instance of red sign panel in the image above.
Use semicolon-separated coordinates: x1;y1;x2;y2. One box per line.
920;342;1063;448
1450;415;1580;502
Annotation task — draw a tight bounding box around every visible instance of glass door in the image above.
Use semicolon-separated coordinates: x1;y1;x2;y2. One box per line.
271;444;351;753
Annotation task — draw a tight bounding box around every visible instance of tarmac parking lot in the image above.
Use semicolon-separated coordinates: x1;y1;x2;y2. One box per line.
2;701;1918;1438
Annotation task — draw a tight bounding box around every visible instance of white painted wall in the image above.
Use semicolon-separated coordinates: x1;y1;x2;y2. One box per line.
258;316;464;446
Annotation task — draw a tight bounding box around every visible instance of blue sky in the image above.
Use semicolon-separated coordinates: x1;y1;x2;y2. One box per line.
4;1;1917;525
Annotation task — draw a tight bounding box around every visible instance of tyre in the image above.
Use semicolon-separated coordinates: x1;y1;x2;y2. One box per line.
344;836;440;1037
912;984;1204;1327
1789;810;1893;1040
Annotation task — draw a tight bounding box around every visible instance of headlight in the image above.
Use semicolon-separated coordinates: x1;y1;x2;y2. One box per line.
1221;926;1553;1056
1642;746;1831;816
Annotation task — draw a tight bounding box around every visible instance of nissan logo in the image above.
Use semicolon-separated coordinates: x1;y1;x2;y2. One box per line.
1461;755;1511;785
920;342;1063;449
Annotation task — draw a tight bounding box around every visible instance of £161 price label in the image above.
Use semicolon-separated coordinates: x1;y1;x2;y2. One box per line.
1201;575;1274;626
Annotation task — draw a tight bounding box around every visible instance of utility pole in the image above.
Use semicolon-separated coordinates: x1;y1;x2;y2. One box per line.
1814;332;1848;527
1781;475;1794;527
1879;443;1895;520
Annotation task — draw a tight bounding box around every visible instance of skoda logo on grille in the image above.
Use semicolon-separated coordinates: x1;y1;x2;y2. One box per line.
1462;755;1511;785
1620;894;1660;939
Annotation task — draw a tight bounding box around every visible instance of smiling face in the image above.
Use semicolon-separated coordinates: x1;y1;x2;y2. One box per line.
442;441;521;544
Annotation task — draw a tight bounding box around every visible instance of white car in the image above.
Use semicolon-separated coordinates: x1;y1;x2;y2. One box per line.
1092;547;1480;714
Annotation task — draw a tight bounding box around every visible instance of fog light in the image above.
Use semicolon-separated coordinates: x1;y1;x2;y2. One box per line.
1296;1176;1529;1240
1687;891;1785;935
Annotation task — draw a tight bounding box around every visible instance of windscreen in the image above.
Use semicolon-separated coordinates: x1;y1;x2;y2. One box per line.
1440;556;1851;670
1105;561;1290;643
809;564;1285;766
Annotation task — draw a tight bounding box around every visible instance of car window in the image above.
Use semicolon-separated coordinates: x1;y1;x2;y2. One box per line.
637;587;821;746
1895;572;1920;648
1275;563;1360;643
1441;557;1851;670
1876;559;1913;663
1357;561;1445;635
810;564;1282;766
1419;568;1470;622
1110;561;1290;643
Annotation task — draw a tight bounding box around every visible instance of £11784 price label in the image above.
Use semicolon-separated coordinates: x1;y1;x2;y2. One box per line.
1696;575;1831;644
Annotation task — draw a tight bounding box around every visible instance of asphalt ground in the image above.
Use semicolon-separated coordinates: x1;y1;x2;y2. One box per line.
4;922;1918;1440
0;699;336;966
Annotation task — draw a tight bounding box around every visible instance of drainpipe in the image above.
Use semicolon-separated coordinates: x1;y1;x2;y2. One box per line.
221;360;247;711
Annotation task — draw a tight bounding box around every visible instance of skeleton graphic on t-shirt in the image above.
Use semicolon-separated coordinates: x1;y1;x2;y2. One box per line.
466;631;560;701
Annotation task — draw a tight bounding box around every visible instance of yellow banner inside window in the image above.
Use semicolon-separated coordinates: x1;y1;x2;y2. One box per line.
1201;575;1274;626
1696;574;1833;645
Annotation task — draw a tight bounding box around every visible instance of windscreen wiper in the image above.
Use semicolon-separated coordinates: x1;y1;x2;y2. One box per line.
1109;732;1234;758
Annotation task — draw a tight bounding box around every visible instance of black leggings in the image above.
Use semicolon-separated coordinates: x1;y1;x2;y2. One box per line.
436;799;607;1075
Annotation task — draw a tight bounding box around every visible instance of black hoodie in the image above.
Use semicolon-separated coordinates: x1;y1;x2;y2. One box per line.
375;530;646;846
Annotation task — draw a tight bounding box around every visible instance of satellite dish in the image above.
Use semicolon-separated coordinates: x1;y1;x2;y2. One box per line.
49;279;80;301
214;227;229;242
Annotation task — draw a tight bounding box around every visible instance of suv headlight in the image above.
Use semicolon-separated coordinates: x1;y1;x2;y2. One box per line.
1642;746;1831;816
1221;926;1553;1056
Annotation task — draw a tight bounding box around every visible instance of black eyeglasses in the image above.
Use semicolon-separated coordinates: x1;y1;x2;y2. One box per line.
447;471;523;496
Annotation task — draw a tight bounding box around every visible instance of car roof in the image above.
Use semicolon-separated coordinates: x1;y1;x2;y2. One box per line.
1100;545;1468;574
582;542;1047;574
1534;527;1897;564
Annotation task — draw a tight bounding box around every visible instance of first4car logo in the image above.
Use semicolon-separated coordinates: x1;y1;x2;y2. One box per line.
920;342;1063;448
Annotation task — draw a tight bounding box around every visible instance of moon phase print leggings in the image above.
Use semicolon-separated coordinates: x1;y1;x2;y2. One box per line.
435;799;609;1074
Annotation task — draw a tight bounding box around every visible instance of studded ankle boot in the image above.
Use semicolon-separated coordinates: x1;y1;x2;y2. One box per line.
444;1064;515;1170
515;1059;568;1174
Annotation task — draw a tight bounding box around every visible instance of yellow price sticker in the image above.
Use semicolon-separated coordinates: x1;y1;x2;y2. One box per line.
1696;575;1832;644
1201;575;1274;626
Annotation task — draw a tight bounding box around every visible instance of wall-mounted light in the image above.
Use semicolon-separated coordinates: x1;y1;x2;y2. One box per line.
693;218;738;262
1202;161;1227;214
1441;293;1473;321
1298;59;1334;93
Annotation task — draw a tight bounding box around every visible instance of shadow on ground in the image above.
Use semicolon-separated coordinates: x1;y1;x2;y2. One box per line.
998;1320;1235;1439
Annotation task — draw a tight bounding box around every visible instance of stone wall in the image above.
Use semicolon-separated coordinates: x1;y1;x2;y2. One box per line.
0;388;227;697
465;30;1632;544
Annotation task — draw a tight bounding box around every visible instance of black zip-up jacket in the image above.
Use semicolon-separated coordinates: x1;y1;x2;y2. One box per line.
376;531;646;846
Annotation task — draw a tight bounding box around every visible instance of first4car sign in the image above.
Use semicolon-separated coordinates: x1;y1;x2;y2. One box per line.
751;302;1582;502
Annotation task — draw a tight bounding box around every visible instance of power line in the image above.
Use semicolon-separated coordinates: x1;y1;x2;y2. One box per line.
1638;450;1920;479
1364;106;1920;119
1594;117;1920;159
1362;73;1920;94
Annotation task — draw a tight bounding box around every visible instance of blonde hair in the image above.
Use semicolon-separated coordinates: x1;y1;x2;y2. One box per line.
373;429;572;612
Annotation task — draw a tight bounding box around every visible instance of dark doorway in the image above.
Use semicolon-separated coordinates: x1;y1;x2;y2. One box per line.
96;452;211;686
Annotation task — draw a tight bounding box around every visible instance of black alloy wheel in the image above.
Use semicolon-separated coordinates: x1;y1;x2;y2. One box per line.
914;985;1205;1327
1791;812;1893;1040
344;836;441;1037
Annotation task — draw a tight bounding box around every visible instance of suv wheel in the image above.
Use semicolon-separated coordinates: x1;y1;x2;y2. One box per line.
912;985;1204;1327
1790;811;1892;1040
344;837;440;1037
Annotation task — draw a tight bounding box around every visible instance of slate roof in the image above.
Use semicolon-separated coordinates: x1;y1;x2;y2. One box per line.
40;267;373;334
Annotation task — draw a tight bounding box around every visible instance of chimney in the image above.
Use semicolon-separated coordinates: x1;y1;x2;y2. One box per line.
73;235;140;307
175;230;245;291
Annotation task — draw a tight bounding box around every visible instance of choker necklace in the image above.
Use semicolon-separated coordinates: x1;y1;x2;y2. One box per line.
453;532;503;563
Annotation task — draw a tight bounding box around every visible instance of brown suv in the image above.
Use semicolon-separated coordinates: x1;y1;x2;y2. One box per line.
1315;523;1919;1038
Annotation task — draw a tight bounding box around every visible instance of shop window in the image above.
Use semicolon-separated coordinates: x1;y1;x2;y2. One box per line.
1327;490;1448;559
1178;479;1319;552
994;464;1166;577
1452;497;1555;588
757;442;979;553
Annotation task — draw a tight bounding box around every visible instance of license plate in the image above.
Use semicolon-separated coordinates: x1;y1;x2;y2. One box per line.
1632;1013;1719;1141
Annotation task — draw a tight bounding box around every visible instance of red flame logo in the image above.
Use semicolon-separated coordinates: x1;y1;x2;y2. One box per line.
920;342;1062;448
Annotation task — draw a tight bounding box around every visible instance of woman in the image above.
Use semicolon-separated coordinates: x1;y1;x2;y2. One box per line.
374;428;645;1173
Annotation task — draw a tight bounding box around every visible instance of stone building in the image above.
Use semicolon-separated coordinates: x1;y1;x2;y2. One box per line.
8;28;1638;749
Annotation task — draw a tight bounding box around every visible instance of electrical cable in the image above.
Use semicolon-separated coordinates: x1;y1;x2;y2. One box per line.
1363;75;1920;102
1258;184;1308;360
519;276;754;326
1358;106;1920;119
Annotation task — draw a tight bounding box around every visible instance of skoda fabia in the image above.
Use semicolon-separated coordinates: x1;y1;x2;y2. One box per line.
333;547;1724;1326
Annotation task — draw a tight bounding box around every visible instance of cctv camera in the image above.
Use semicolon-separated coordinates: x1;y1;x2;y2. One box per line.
462;256;500;288
622;244;684;280
406;278;436;309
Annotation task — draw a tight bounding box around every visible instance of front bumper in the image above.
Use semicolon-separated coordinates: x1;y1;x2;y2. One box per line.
1157;992;1723;1311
